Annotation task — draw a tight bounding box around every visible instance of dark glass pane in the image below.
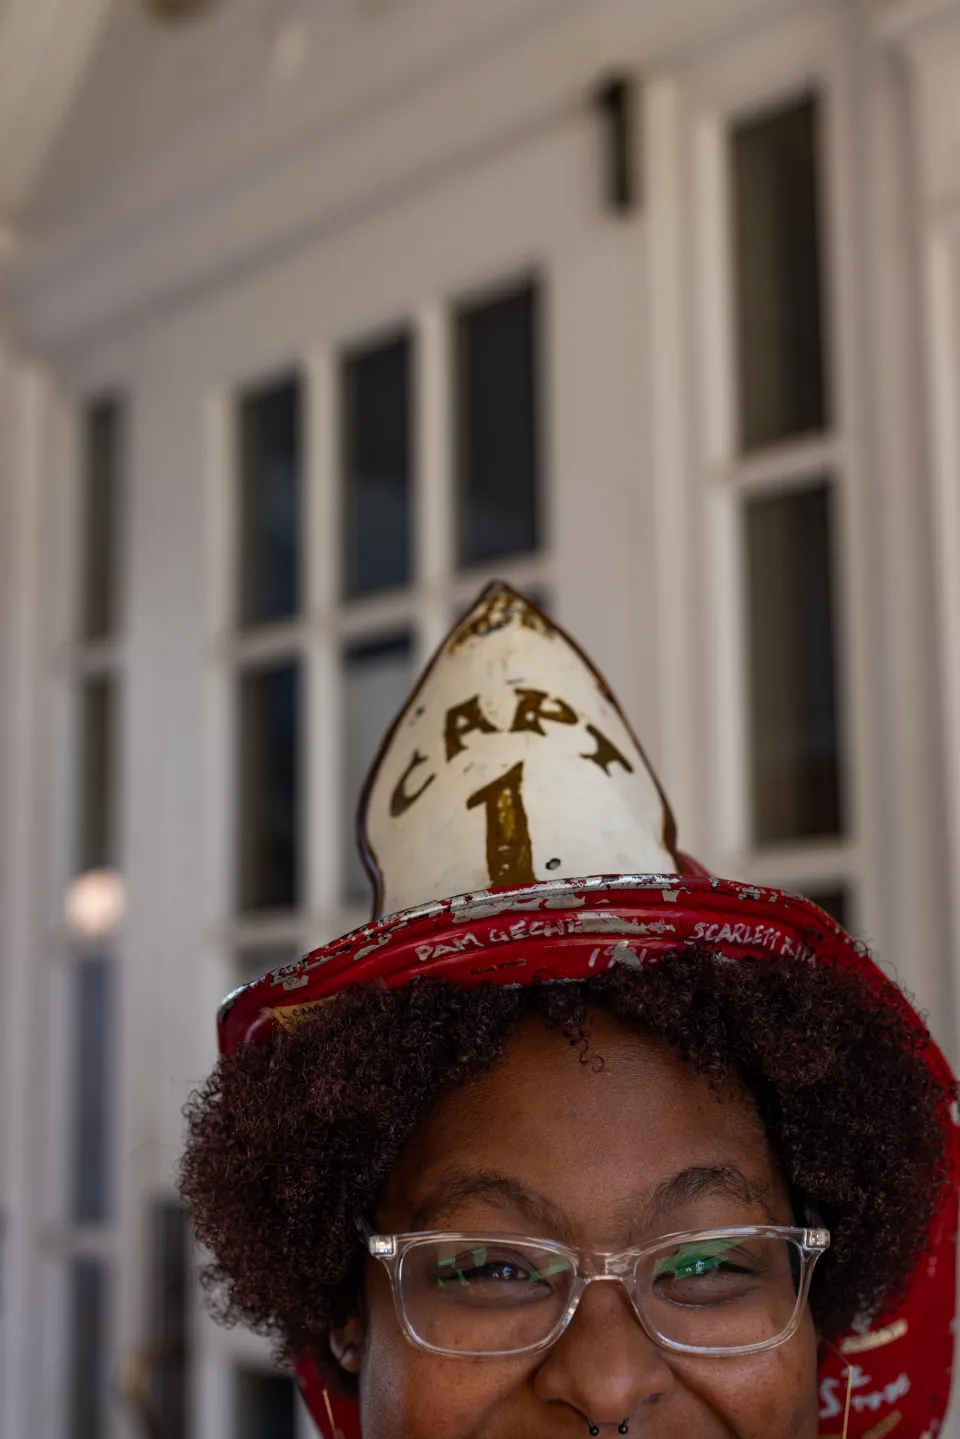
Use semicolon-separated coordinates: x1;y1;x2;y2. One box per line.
342;633;414;904
70;959;114;1222
341;333;413;598
77;675;117;872
237;663;301;911
456;281;542;567
800;885;849;930
732;95;827;451
67;1259;109;1439
81;398;123;641
745;481;842;843
238;376;302;627
235;942;300;987
235;1369;297;1439
148;1200;190;1439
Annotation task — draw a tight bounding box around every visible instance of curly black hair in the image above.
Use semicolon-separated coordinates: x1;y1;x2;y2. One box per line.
179;947;952;1378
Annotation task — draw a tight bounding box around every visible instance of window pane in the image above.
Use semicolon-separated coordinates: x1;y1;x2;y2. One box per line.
745;482;842;843
77;675;117;873
81;398;123;641
342;633;415;905
235;942;301;987
67;1259;109;1439
799;885;849;930
148;1200;190;1439
237;663;301;911
238;376;302;627
70;959;114;1222
732;95;827;451
456;281;542;568
341;332;413;598
235;1369;297;1439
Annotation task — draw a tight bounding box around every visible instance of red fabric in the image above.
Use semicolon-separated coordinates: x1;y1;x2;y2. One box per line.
219;876;959;1438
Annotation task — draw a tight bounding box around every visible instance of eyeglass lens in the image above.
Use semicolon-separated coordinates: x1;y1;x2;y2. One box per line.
396;1233;805;1355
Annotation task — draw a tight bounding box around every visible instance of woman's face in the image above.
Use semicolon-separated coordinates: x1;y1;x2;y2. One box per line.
337;1009;820;1438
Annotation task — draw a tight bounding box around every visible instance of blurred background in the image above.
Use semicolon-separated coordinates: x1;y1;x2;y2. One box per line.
1;0;959;1434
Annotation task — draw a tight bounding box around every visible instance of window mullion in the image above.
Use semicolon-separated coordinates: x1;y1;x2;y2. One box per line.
305;349;338;617
56;389;127;1439
704;486;750;858
220;623;305;669
335;592;419;642
721;432;844;494
818;63;884;956
205;388;235;645
694;115;735;470
306;347;340;920
416;301;453;653
308;640;339;917
646;75;700;849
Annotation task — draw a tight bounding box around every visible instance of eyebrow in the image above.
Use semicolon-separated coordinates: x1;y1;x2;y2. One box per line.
408;1162;776;1244
642;1163;778;1229
410;1169;576;1241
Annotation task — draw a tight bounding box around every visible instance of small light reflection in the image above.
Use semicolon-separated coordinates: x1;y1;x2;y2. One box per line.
65;868;126;940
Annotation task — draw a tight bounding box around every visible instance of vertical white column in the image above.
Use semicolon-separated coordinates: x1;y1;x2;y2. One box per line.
693;111;750;863
0;350;54;1439
822;22;889;976
923;228;960;983
899;12;960;1066
889;18;960;1435
853;33;953;1035
644;76;702;852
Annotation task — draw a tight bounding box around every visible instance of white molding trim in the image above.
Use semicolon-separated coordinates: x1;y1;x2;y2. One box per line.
873;0;960;44
0;0;805;354
0;350;57;1439
0;0;112;217
922;225;960;1056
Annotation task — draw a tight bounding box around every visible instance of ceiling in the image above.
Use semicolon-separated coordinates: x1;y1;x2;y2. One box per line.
0;0;113;223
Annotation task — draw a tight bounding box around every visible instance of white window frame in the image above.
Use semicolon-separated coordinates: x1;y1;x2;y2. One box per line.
44;383;128;1439
208;279;554;998
648;5;882;949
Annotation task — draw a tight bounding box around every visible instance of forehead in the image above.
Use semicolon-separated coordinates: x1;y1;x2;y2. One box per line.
383;1008;784;1243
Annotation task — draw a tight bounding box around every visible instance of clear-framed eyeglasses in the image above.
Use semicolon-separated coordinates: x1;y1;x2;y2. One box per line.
361;1221;830;1360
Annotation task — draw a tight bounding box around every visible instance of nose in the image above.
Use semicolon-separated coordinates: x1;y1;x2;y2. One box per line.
531;1277;674;1428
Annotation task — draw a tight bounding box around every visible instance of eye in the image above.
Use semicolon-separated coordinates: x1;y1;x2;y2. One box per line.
434;1250;528;1287
650;1239;764;1305
653;1239;746;1281
434;1249;566;1285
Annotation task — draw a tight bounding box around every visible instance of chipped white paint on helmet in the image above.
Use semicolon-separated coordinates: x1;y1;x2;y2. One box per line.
360;582;680;916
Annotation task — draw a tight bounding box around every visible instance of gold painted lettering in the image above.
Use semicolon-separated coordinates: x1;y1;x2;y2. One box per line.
445;695;500;761
509;689;578;735
580;724;634;776
466;761;536;886
390;749;436;817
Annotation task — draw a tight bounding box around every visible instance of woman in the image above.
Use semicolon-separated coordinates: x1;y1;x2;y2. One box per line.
182;583;959;1438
